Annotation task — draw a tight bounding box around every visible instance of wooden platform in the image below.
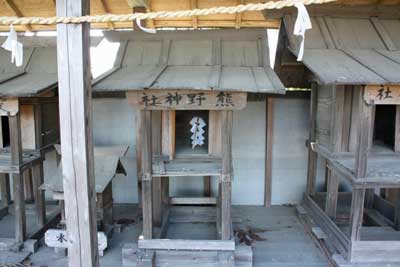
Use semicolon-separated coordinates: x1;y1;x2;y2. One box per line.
0;203;60;240
302;193;400;267
27;205;330;267
0;149;43;173
314;144;400;189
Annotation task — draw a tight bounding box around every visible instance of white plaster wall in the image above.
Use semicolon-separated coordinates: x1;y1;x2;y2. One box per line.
271;98;310;205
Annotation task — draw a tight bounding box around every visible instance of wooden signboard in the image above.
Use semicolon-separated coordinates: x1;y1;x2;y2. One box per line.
45;229;107;254
364;85;400;105
0;98;19;116
127;90;247;110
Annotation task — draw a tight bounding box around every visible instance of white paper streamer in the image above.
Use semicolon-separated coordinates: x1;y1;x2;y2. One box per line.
135;18;156;34
190;117;206;149
293;2;312;61
1;25;23;67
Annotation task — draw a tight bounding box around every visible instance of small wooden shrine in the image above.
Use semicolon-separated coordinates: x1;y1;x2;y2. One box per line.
271;5;400;267
93;29;285;266
0;39;59;250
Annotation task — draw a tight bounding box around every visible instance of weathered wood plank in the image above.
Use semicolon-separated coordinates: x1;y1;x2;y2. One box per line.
138;239;235;251
56;0;99;265
169;197;217;205
127;90;247;110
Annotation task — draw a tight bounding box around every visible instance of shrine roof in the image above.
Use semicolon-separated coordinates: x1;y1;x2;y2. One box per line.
0;37;102;98
282;16;400;85
92;29;286;94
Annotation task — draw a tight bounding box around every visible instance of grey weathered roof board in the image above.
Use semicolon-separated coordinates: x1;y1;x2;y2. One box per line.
0;46;58;97
0;36;103;98
93;29;285;94
283;16;400;85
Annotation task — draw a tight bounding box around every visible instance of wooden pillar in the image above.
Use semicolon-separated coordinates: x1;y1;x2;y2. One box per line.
348;88;371;248
394;106;400;229
264;98;273;207
0;174;11;209
395;105;400;153
56;0;99;266
306;83;318;196
140;110;153;239
10;114;26;243
152;111;162;227
32;163;46;226
325;169;339;220
349;189;365;243
204;176;211;197
23;169;34;202
355;88;372;179
220;110;233;240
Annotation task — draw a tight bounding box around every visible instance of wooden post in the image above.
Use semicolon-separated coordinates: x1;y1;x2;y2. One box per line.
10;114;26;243
204;176;211;197
306;83;318;196
152;111;162;227
220;110;233;240
0;174;11;209
23;169;34;202
355;88;373;179
56;0;99;266
140;110;153;239
32;163;46;226
395;105;400;153
349;189;365;243
264;98;274;207
325;169;339;220
395;106;400;229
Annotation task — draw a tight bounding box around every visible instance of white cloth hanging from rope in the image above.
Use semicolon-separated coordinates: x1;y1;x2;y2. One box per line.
1;25;23;67
190;117;206;149
135;18;156;34
293;2;312;62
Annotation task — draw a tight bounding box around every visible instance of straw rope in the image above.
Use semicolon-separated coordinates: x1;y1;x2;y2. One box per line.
0;0;336;26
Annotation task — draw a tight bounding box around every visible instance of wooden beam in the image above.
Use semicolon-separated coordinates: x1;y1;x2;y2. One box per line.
98;0;115;29
56;0;99;266
190;0;198;29
9;114;26;243
3;0;32;32
264;98;273;207
138;239;235;251
235;0;244;29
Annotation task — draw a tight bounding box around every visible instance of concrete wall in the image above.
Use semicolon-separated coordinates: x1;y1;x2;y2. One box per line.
3;96;311;206
271;98;310;205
